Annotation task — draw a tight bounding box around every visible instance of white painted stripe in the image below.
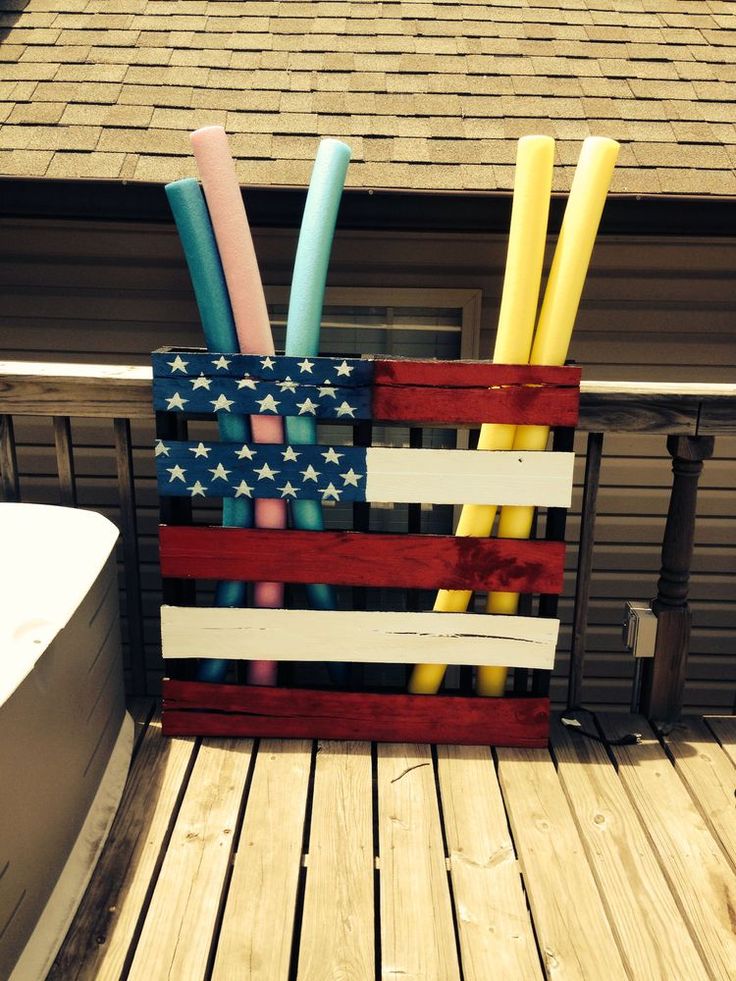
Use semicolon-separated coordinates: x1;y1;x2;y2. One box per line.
364;448;574;507
161;607;559;671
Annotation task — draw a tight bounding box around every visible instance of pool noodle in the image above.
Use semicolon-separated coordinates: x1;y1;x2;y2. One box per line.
191;125;285;685
164;177;250;684
284;138;351;684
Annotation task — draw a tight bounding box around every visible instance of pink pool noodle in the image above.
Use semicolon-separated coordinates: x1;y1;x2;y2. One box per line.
191;125;283;685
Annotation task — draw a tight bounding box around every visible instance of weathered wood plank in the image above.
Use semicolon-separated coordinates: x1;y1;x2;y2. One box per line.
0;362;153;418
161;606;559;670
599;714;736;980
298;741;374;981
661;716;736;870
48;712;196;981
162;681;550;747
436;744;542;981
127;738;254;981
212;739;312;981
52;415;77;507
496;745;628;980
159;525;566;595
706;715;736;767
550;715;709;980
372;359;579;389
377;744;460;981
0;413;19;502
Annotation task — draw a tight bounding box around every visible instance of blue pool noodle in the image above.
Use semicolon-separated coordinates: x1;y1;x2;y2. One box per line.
165;178;251;683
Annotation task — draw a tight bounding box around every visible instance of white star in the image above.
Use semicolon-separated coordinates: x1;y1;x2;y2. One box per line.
321;447;343;464
320;482;342;501
187;480;207;497
297;358;315;373
335;359;353;377
212;355;231;370
300;464;320;482
209;462;231;481
155;440;170;457
260;355;275;370
233;480;254;498
336;401;357;418
166;392;188;410
296;397;318;415
278;481;299;498
254;462;279;481
340;468;363;487
277;376;298;393
191;373;211;390
256;393;281;413
167;464;187;482
281;446;300;462
189;442;212;458
318;382;337;398
237;376;258;390
210;393;234;412
167;355;189;373
235;444;256;460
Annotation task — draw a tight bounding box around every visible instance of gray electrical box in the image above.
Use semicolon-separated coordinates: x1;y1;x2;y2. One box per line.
622;601;657;658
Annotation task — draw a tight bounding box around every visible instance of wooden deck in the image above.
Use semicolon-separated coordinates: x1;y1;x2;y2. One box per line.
50;703;736;981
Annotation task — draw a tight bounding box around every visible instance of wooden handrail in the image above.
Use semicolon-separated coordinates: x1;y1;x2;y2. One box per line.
1;360;735;433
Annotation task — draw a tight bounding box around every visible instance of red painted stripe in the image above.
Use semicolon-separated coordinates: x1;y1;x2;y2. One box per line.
373;360;581;388
160;526;566;593
372;383;579;426
162;680;550;747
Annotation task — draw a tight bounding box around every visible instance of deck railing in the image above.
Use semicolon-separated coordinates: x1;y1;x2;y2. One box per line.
1;359;734;720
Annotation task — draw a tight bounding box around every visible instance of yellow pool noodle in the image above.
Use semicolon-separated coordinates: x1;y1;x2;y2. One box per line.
477;136;620;697
408;135;555;695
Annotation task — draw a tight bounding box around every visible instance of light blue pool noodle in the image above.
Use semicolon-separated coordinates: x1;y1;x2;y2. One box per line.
284;139;351;683
166;178;251;683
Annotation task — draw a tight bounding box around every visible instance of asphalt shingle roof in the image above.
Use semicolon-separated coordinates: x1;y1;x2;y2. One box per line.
1;0;735;195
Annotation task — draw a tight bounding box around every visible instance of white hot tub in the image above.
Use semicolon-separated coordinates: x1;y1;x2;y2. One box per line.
0;504;133;980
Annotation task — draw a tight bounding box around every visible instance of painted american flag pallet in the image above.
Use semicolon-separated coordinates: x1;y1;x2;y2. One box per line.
153;350;580;747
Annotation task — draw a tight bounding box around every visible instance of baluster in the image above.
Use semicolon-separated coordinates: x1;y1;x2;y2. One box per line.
53;416;77;507
0;414;19;502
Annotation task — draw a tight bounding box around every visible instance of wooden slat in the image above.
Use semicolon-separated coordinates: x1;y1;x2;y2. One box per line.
377;743;460;981
53;415;77;507
213;739;312;981
496;745;628;980
48;712;196;981
706;715;736;767
0;413;19;502
661;717;736;871
298;741;375;981
372;359;580;388
160;606;559;670
436;745;542;981
162;681;550;747
599;714;736;980
550;715;709;980
159;525;566;594
127;738;254;981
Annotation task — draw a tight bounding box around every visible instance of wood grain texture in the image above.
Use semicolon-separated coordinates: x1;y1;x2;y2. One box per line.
706;716;736;767
212;739;312;981
436;744;542;981
127;738;253;981
377;743;460;981
161;606;559;671
162;681;550;747
372;360;580;388
550;715;709;981
496;745;628;981
159;525;567;594
298;741;375;981
599;714;736;980
48;712;196;981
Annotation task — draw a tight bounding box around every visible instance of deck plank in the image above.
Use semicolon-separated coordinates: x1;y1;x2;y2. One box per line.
127;738;254;981
436;744;542;981
297;741;375;981
662;716;736;870
706;715;736;768
377;743;461;981
48;712;196;981
212;739;312;981
600;714;736;981
550;715;709;980
496;745;628;980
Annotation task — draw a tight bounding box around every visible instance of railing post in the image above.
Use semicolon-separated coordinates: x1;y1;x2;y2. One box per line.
640;434;715;722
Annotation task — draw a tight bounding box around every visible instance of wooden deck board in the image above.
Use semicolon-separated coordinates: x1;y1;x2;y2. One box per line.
52;707;736;981
706;715;736;768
